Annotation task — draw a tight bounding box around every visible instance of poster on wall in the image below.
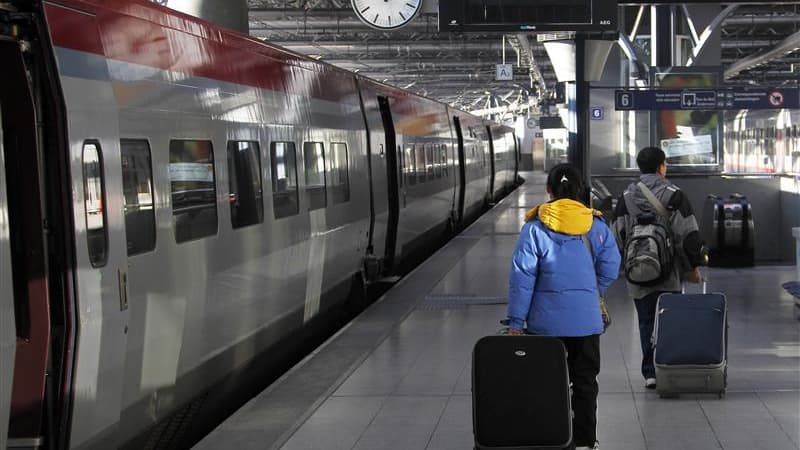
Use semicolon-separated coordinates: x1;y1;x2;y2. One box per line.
652;68;722;171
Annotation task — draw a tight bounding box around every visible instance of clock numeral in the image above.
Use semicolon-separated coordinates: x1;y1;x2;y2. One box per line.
374;13;379;23
388;15;391;25
405;2;415;8
361;6;370;13
399;11;406;20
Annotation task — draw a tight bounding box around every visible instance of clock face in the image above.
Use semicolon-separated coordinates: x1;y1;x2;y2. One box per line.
352;0;422;30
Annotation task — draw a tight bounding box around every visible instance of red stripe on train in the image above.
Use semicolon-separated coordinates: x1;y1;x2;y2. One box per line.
44;0;363;102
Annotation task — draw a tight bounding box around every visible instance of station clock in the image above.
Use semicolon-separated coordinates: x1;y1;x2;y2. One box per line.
352;0;422;30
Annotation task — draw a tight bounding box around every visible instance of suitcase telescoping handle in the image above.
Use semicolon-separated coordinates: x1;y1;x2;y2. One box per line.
681;279;708;295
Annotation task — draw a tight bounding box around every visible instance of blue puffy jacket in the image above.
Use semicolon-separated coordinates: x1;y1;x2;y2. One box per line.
507;199;621;337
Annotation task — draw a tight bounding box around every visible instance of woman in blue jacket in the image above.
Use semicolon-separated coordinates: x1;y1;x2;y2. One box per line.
506;164;620;450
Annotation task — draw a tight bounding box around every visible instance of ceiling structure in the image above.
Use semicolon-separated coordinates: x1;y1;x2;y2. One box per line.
247;1;800;116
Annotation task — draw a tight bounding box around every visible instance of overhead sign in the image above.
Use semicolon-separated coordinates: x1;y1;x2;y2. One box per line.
496;64;513;81
614;87;800;111
539;116;564;129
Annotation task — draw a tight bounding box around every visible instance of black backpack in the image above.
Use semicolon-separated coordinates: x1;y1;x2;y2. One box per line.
623;182;675;286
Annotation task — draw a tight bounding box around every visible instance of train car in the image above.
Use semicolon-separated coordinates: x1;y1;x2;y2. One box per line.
359;79;459;275
449;108;492;224
0;1;519;449
724;108;800;175
488;123;519;202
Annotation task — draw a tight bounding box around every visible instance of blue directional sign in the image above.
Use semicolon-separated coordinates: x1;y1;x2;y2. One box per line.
590;106;604;120
614;87;800;111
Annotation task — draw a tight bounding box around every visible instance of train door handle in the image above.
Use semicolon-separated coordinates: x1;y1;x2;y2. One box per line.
118;269;129;311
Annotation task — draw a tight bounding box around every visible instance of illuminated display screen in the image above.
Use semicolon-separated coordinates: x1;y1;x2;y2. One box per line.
464;0;591;25
440;0;615;32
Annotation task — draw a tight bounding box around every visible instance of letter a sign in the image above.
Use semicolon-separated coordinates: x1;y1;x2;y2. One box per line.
496;64;513;81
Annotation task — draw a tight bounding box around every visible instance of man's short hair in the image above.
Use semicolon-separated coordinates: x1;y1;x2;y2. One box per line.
636;147;666;174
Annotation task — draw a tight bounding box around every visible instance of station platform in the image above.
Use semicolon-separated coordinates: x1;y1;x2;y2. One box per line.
196;173;800;450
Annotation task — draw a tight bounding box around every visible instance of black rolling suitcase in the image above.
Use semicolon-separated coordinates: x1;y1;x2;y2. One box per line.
472;335;572;450
705;194;754;267
653;283;728;399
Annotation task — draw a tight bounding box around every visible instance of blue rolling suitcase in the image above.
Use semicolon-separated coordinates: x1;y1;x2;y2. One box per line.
653;284;728;399
472;335;572;449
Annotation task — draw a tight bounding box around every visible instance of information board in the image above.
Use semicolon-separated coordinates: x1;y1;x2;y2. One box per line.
439;0;616;32
615;87;800;111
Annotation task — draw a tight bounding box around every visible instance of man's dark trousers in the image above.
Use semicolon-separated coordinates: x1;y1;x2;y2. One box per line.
633;291;669;380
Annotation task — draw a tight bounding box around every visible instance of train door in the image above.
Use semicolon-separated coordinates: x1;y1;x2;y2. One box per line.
42;4;131;447
513;132;519;181
486;126;496;201
377;96;400;272
0;103;16;450
452;116;466;223
1;34;53;450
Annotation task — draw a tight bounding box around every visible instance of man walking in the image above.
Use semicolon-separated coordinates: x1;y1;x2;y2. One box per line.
613;147;707;389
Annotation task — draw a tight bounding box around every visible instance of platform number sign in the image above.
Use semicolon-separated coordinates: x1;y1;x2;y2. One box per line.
496;64;513;81
590;106;604;120
616;92;634;110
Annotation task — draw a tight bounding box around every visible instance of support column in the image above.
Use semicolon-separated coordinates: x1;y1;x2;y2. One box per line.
568;34;590;202
652;5;675;67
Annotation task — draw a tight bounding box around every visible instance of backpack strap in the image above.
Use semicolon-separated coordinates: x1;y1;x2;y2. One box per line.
622;190;642;216
581;233;611;331
637;182;670;220
581;234;594;261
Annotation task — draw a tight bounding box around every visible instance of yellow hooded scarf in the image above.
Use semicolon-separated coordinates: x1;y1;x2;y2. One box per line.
524;199;603;236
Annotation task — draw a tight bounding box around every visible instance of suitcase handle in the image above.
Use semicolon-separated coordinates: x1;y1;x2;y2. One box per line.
681;279;708;295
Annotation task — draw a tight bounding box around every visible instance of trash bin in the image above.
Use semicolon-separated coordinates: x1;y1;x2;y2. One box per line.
704;194;755;267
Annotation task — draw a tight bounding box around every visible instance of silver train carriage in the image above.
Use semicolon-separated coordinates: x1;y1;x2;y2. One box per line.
724;108;800;175
0;1;520;449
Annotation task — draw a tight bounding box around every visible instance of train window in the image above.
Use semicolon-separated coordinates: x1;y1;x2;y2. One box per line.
329;142;350;204
303;142;327;210
425;145;434;179
405;145;416;185
270;142;299;219
415;144;426;183
431;145;440;178
120;139;156;255
82;141;108;267
228;141;264;229
439;144;450;177
169;140;218;243
397;145;404;188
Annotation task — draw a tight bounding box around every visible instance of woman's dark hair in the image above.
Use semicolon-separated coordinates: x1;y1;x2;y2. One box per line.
546;163;585;201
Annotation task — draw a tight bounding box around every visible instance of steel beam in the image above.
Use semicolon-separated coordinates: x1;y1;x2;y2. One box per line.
725;29;800;79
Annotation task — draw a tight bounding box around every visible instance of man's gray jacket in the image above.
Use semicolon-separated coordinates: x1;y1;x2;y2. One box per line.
612;173;706;299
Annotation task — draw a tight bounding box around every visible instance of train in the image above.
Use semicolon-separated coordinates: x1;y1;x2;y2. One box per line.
724;108;800;174
0;1;520;449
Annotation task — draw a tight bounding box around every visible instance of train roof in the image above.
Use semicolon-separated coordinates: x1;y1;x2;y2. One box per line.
46;0;501;127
